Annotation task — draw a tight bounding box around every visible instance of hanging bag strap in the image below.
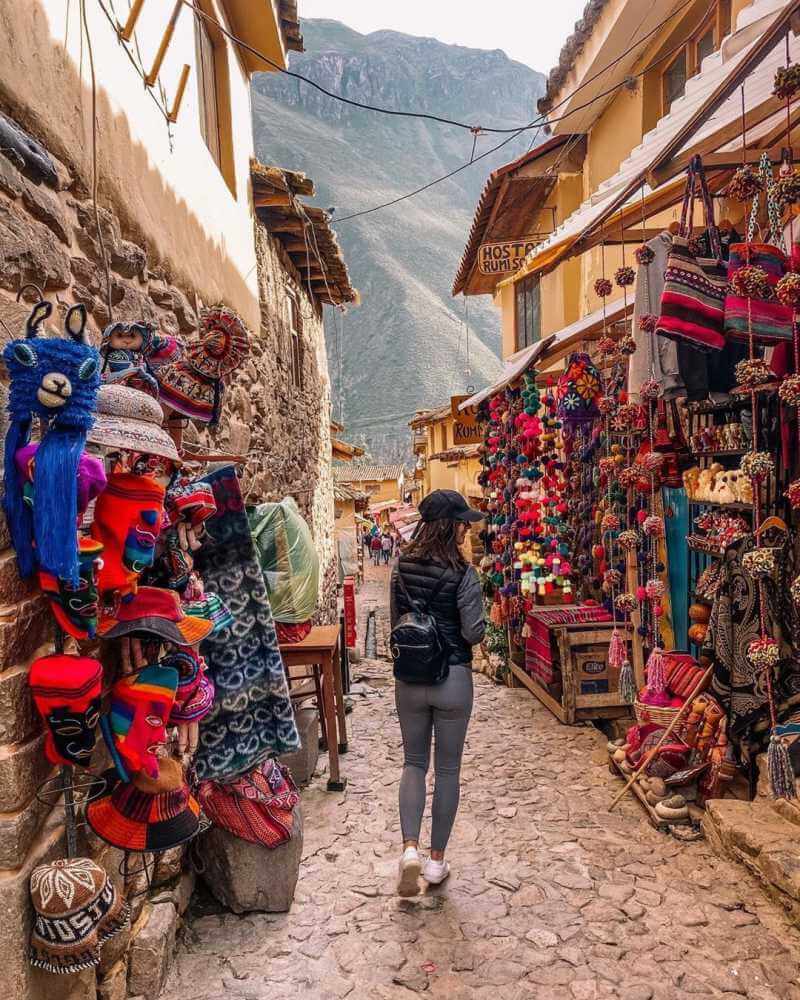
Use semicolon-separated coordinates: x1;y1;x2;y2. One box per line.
693;155;723;261
678;155;698;239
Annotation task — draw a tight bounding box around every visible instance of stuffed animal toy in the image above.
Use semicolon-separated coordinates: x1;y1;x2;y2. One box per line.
712;470;737;505
100;321;158;396
696;467;718;502
733;470;753;504
683;466;700;500
3;299;100;584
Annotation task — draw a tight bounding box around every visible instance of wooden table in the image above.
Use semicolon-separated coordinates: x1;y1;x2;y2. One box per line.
279;625;347;791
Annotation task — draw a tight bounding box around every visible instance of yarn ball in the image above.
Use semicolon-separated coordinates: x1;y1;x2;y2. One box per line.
618;529;639;551
635;585;647;601
638;314;658;334
592;544;605;559
635;244;655;266
603;569;623;589
776;272;800;308
636;510;648;525
729;265;771;301
643;515;664;537
614;266;635;288
652;603;664;619
615;592;637;614
594;278;613;298
726;165;763;202
746;636;780;669
645;578;665;600
735;357;772;388
778;373;800;406
773;63;800;101
740;451;774;481
618;335;637;356
742;547;776;578
641;452;665;474
639;377;660;400
775;170;800;210
597;395;616;415
787;479;800;509
597;336;616;356
601;513;620;532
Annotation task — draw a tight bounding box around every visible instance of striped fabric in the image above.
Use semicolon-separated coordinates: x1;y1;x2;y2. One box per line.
656;237;727;351
724;243;793;344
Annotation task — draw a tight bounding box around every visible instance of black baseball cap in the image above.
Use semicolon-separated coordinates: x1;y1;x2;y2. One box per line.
418;489;484;524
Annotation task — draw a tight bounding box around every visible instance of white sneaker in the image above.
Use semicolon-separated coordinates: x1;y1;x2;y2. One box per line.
397;847;422;897
423;858;450;885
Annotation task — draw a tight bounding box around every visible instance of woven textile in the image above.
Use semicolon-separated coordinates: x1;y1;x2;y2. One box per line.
524;605;613;684
198;759;299;847
193;465;299;782
29;857;128;974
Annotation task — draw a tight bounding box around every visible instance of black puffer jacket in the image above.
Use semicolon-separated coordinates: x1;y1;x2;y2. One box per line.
390;556;485;666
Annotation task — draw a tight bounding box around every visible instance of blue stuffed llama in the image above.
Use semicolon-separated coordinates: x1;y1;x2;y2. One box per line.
3;301;100;585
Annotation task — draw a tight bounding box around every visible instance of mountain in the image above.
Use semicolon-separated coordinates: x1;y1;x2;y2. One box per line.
252;20;545;461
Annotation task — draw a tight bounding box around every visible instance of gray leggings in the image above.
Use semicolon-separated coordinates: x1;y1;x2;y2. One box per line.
395;665;473;852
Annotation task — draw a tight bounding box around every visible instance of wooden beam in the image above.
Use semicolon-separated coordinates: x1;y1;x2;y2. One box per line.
261;218;305;233
145;1;181;87
281;238;310;252
254;193;293;208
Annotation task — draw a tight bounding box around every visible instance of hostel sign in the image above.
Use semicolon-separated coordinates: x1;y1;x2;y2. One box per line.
478;238;539;276
450;395;484;445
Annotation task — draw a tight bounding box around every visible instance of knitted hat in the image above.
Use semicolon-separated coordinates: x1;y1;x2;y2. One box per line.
29;654;103;768
143;329;184;372
86;384;180;461
38;537;105;640
99;586;213;645
29;857;129;974
86;759;201;853
170;670;215;723
99;661;179;782
197;759;298;848
556;352;603;428
3;302;101;584
164;475;216;528
183;591;234;633
91;473;166;595
156;307;250;425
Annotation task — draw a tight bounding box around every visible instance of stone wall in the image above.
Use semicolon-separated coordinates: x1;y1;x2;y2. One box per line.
0;111;338;1000
187;221;338;623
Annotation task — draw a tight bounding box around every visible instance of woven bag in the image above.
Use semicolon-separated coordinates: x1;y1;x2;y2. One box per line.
656;155;727;351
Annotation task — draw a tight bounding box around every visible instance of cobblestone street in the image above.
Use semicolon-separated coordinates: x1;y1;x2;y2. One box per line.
163;563;800;1000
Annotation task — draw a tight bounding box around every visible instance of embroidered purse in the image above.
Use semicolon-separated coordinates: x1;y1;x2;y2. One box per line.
656;155;727;351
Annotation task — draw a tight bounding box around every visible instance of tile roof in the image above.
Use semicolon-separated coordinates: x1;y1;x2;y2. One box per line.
334;464;405;484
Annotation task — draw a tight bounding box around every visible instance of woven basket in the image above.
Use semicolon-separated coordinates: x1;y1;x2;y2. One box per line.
633;699;687;738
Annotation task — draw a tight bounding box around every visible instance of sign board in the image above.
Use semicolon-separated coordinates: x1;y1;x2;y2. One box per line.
478;239;540;276
450;395;484;445
343;577;357;649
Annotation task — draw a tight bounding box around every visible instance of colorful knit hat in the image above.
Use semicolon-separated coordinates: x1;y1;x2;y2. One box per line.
164;475;216;528
86;384;180;461
86;759;201;853
170;670;215;723
99;662;179;782
39;537;104;640
183;591;235;634
29;655;103;768
3;301;100;584
91;472;166;595
156;307;250;425
143;329;184;372
197;759;298;848
98;586;213;645
29;857;129;974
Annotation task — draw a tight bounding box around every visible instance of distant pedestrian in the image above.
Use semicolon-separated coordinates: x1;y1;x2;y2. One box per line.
381;531;393;564
370;533;382;565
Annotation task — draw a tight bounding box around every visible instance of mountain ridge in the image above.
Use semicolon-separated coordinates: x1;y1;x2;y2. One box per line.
252;19;546;460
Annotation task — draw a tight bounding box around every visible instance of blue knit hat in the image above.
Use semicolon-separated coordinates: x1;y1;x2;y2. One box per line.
3;298;100;584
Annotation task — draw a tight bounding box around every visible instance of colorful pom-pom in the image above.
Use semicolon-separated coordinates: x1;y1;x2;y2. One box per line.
594;278;613;298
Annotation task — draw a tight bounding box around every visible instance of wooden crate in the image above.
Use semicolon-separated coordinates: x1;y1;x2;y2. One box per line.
509;622;639;725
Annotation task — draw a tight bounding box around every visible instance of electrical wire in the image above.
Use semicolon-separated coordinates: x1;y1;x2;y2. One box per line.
181;0;695;136
332;2;715;225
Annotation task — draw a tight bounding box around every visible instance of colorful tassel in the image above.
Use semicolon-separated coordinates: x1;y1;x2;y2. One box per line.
619;659;636;704
608;629;626;669
768;732;797;799
521;622;531;639
646;646;666;694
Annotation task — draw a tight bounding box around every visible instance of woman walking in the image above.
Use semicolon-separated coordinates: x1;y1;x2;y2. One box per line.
389;489;484;896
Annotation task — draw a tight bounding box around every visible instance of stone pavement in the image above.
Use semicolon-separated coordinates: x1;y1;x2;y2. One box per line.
163;560;800;1000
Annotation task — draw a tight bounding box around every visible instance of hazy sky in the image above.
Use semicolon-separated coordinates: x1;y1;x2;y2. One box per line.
298;1;588;73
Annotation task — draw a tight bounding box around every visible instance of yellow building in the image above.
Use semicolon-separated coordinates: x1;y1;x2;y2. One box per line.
334;464;407;523
409;405;483;505
454;0;796;373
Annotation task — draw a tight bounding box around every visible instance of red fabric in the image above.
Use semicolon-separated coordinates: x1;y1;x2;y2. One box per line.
29;655;103;768
91;473;165;595
276;621;313;644
197;759;299;848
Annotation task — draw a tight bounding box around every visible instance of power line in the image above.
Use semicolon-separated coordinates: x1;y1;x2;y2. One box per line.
180;0;694;136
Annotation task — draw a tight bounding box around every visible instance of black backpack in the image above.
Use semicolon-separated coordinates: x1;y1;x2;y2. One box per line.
390;566;451;685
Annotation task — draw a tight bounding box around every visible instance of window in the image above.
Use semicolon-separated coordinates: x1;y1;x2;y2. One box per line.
193;4;235;193
515;273;541;351
195;16;221;167
288;294;303;388
659;0;732;115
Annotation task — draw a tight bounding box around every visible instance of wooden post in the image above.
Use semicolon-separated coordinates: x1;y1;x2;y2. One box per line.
168;64;191;123
145;1;182;87
119;0;146;41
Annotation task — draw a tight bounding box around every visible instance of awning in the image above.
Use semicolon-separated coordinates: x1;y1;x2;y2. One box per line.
389;505;420;527
368;499;401;516
500;0;795;285
458;334;556;413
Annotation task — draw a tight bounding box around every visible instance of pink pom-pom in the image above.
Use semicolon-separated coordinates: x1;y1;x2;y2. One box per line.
636;586;647;601
636;510;647;525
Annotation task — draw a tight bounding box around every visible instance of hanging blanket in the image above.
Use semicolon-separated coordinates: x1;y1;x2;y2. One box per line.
524;604;613;685
193;465;299;782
